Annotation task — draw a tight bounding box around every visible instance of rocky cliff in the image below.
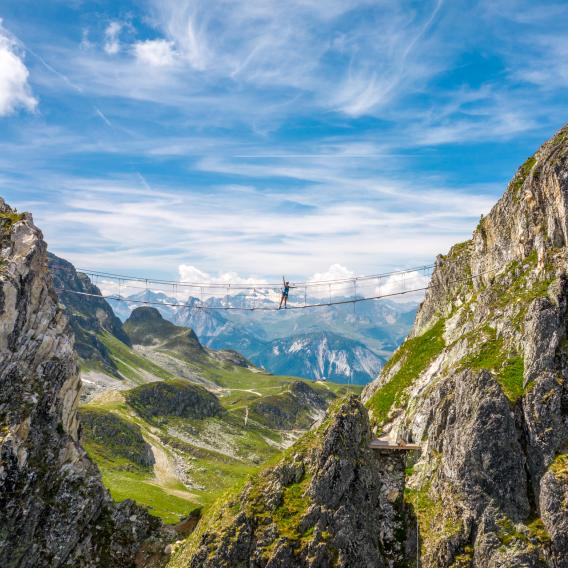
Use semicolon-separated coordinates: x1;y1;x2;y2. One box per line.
172;125;568;568
0;200;172;567
168;396;407;568
363;124;568;566
49;253;131;374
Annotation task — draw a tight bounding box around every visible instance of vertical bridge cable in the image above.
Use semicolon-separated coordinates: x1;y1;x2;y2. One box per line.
353;278;357;316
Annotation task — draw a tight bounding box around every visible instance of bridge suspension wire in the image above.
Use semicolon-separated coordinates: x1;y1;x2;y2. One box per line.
67;263;438;290
53;263;500;313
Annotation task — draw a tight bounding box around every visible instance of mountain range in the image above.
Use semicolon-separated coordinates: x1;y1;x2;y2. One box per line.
108;288;417;385
43;251;359;527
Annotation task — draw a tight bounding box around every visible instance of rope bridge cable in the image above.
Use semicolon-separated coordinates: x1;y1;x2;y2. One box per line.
49;260;442;308
52;264;501;313
61;263;438;290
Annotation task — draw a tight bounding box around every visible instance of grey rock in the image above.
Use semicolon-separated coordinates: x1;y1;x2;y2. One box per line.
362;124;568;566
0;199;173;567
170;396;407;568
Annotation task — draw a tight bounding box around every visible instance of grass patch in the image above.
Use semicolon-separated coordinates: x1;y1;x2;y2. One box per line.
272;475;313;540
498;356;525;403
366;319;445;427
459;327;525;403
405;482;462;554
496;515;550;549
446;240;471;260
100;331;174;383
0;211;25;228
552;129;568;146
101;467;197;524
80;407;153;468
510;155;536;196
451;545;474;567
550;453;568;481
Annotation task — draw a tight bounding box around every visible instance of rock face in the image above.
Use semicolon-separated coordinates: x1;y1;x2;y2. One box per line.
0;200;172;567
49;253;132;373
169;396;407;568
363;124;568;566
249;380;336;430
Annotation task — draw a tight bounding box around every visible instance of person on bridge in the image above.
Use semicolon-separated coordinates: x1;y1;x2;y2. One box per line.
279;277;295;309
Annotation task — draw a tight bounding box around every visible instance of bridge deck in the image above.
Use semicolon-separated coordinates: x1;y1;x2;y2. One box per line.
369;439;421;451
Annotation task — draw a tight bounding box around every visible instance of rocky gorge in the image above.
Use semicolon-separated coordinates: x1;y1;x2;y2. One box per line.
0;123;567;568
171;127;568;566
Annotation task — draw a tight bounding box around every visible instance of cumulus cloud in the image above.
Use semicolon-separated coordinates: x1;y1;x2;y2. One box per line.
178;264;269;289
375;270;431;303
0;21;37;116
308;263;355;283
133;39;176;67
305;264;356;298
104;22;122;55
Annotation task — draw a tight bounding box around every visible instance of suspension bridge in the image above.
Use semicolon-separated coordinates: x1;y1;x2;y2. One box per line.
51;258;497;313
53;262;439;312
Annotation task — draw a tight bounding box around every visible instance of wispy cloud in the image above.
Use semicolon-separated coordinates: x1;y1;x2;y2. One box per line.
0;0;566;284
103;22;122;55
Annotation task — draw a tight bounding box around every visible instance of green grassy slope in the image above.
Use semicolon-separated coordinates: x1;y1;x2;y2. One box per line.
80;328;360;524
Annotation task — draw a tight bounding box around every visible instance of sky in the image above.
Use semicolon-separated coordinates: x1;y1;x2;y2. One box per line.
0;0;567;285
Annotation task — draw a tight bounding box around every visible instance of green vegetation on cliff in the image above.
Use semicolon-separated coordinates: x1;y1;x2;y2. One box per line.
366;319;445;427
459;328;525;403
405;482;462;556
510;155;537;195
0;211;25;228
550;452;568;481
80;407;153;469
125;380;223;422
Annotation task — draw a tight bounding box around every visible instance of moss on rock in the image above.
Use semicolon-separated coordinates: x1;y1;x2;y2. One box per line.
366;318;446;428
125;380;223;422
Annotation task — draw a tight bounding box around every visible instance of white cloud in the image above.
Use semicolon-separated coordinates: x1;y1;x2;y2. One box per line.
133;39;176;67
142;0;448;117
104;22;122;55
308;264;355;283
375;270;431;303
178;264;269;288
306;264;356;299
0;21;37;116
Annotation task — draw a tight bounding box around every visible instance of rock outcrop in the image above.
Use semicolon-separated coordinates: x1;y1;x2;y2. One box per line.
168;396;407;568
124;307;205;359
49;253;131;373
249;380;336;430
364;125;568;566
0;200;172;567
125;380;224;421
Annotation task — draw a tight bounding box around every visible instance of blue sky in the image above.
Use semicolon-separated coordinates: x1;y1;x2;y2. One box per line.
0;0;567;284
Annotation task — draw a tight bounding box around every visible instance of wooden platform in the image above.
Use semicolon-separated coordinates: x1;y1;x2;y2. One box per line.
368;439;421;451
